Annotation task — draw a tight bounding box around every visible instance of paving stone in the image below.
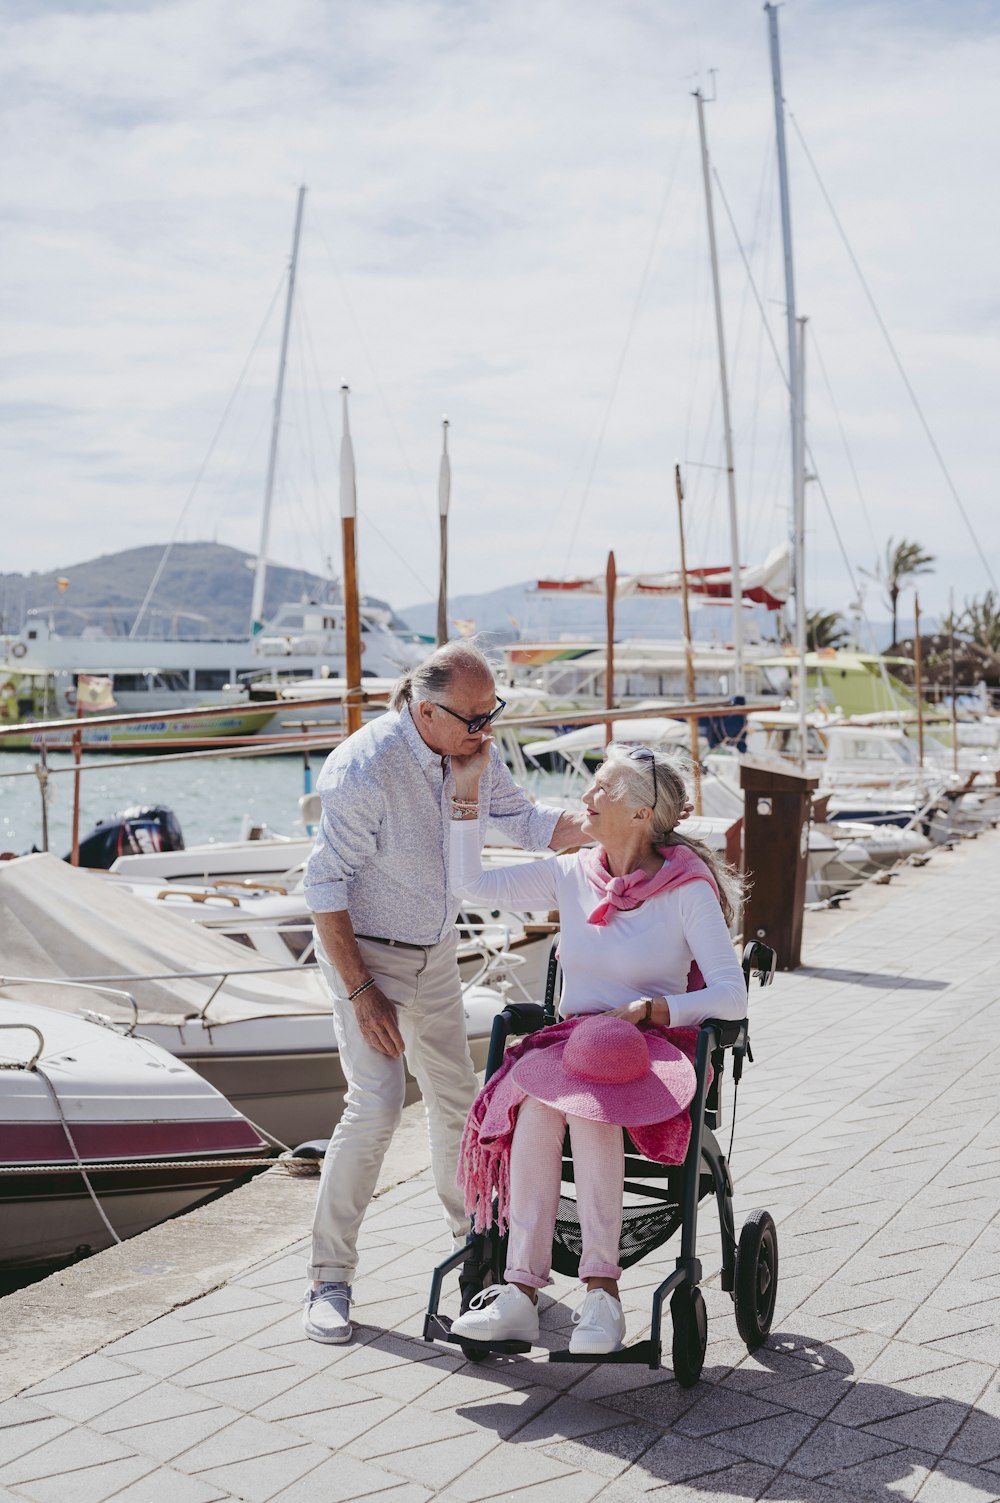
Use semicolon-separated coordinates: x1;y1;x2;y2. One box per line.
263;1394;401;1450
449;1387;556;1441
109;1335;232;1380
377;1429;500;1490
444;1473;605;1503
783;1420;905;1479
172;1413;313;1474
267;1451;428;1502
170;1343;300;1391
345;1403;475;1460
542;1420;660;1479
512;1393;634;1448
0;1418;73;1471
194;1441;331;1502
918;1457;1000;1501
674;1386;786;1438
12;1455;159;1503
817;1444;934;1501
92;1380;223;1434
631;1431;748;1488
189;1365;316;1414
866;1397;972;1455
439;1442;576;1500
91;1466;234;1502
20;1371;157;1425
0;1425;136;1486
105;1403;239;1463
0;1398;55;1429
25;1354;140;1395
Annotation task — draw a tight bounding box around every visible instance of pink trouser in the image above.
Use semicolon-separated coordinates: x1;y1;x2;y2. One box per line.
505;1096;624;1289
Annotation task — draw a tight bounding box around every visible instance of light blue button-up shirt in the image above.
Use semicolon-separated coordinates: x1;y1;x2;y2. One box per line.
303;706;560;946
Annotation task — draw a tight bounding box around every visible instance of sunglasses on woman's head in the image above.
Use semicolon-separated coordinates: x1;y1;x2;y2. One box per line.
628;746;658;807
432;698;507;735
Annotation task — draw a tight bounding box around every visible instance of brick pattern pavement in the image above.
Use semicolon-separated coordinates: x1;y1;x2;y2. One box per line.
5;837;1000;1501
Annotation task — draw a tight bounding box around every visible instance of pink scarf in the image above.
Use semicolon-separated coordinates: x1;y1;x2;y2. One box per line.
579;842;719;928
458;1015;711;1235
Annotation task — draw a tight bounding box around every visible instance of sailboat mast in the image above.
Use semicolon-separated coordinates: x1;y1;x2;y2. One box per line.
765;4;808;763
695;87;744;699
795;316;809;766
250;184;307;636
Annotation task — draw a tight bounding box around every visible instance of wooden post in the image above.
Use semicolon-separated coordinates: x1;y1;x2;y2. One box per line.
436;418;450;648
949;588;958;775
914;593;924;768
339;385;363;738
35;745;50;853
604;551;616;747
70;691;84;865
675;464;703;815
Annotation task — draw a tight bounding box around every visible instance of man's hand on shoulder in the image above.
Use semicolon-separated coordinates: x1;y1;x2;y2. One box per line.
549;810;589;851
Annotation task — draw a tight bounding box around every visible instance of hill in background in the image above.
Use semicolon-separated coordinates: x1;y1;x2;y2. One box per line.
0;543;404;641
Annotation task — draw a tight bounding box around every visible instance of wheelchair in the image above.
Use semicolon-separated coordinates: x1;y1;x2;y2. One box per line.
423;939;778;1386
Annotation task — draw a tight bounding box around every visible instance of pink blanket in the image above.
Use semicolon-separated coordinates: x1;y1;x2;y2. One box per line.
458;1016;705;1234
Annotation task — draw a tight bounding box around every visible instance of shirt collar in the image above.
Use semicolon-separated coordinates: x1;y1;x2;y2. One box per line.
400;703;443;771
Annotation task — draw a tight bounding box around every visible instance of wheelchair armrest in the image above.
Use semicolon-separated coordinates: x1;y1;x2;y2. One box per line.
501;1002;547;1036
700;1017;747;1050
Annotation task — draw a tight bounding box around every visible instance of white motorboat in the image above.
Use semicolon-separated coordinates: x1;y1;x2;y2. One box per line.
0;854;535;1146
0;997;269;1269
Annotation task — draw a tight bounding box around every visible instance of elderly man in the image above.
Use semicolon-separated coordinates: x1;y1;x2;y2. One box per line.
302;641;584;1343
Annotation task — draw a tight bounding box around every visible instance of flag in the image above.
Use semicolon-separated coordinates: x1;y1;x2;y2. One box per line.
453;618;476;638
76;675;117;711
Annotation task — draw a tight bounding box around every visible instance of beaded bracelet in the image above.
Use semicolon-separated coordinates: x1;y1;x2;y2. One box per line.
348;976;376;1002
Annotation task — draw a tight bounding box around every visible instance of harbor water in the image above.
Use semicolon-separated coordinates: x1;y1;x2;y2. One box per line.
0;749;328;858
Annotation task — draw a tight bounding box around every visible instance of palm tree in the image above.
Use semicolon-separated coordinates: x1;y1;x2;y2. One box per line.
806;610;849;651
962;591;1000;656
861;537;935;647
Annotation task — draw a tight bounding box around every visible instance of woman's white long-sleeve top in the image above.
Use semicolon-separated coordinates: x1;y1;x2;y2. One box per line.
450;822;746;1027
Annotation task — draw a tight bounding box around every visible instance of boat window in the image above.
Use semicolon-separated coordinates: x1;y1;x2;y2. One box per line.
194;669;231;691
151;671;189;692
27;630;37;640
110;673;149;692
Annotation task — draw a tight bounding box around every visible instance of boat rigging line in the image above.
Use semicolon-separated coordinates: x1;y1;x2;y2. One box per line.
129;268;288;640
788;111;997;594
559;113;693;575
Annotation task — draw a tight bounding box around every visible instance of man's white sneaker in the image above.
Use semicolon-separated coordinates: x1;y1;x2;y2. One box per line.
569;1290;626;1355
302;1282;353;1344
450;1283;539;1345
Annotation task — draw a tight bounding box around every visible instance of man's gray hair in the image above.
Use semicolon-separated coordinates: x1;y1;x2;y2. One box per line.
389;640;496;714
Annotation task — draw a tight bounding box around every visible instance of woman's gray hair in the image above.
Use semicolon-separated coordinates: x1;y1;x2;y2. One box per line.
389;640;497;714
602;742;743;925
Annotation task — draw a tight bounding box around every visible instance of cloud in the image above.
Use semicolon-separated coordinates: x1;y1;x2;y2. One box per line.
1;0;997;622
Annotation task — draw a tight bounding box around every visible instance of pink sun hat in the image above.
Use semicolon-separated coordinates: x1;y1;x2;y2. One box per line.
508;1014;697;1127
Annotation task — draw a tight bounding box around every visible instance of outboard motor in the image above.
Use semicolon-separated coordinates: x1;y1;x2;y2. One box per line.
69;805;185;870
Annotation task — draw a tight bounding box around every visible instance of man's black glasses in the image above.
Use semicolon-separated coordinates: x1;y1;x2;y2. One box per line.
629;746;658;807
432;698;507;735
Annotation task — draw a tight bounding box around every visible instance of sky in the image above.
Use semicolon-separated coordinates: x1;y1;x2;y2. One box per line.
3;0;999;633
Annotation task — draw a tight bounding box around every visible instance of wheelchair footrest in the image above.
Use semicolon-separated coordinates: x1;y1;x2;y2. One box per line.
549;1339;660;1367
422;1313;532;1356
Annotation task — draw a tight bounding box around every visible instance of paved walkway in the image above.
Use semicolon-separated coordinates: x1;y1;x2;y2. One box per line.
4;834;1000;1502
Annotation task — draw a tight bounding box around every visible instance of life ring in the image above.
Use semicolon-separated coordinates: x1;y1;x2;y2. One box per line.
11;642;27;659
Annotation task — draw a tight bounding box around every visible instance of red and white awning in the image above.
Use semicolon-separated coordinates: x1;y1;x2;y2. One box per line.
536;541;790;611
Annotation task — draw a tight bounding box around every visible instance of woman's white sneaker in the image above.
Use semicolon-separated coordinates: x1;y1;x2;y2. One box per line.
569;1290;626;1355
450;1283;539;1344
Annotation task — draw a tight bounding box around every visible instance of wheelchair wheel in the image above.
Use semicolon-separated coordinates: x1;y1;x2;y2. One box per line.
734;1210;778;1350
670;1286;707;1388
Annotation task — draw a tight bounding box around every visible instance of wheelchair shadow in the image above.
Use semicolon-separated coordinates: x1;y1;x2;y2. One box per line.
451;1328;1000;1499
797;966;949;991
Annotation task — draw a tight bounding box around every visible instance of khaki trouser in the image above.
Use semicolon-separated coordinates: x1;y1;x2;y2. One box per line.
308;931;478;1283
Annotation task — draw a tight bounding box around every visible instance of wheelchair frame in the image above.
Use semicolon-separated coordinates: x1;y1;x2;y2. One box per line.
424;939;777;1381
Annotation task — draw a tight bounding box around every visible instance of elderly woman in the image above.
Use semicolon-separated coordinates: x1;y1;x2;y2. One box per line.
447;743;745;1356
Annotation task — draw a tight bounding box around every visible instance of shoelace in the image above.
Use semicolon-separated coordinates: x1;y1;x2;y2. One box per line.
572;1290;619;1328
307;1282;352;1306
467;1283;507;1311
